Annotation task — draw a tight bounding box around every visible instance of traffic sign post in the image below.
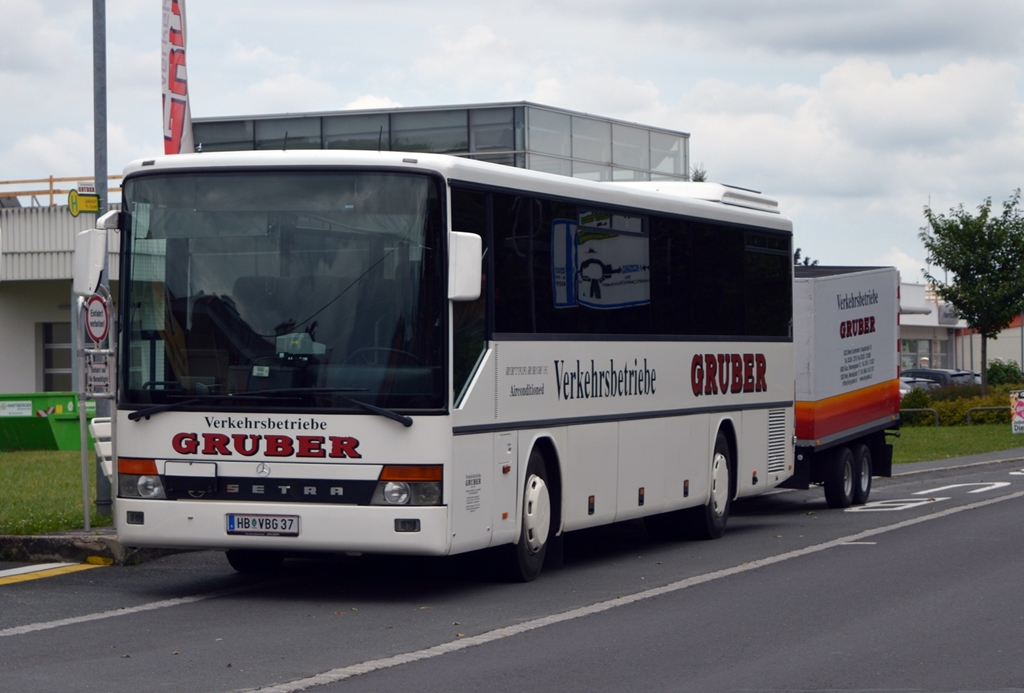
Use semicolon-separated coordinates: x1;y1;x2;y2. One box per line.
77;288;116;529
68;189;100;218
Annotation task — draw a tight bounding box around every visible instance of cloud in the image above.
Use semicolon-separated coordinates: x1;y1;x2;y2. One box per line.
343;95;403;110
0;0;84;73
227;43;299;71
237;74;341;114
557;0;1024;57
412;25;542;98
874;246;926;283
814;58;1021;150
528;75;665;124
7;128;93;178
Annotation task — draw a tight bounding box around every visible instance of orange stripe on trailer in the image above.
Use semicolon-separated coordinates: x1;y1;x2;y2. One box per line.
795;379;900;442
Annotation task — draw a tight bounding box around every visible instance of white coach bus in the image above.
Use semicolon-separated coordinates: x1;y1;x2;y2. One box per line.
108;150;795;581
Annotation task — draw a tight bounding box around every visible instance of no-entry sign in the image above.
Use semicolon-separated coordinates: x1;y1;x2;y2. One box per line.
85;295;109;343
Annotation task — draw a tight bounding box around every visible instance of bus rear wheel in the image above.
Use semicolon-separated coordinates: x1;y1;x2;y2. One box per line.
225;549;284;574
824;446;855;508
684;431;732;540
499;449;552;582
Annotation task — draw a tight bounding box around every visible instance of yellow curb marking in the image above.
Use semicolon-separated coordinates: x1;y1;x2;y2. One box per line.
0;564;101;586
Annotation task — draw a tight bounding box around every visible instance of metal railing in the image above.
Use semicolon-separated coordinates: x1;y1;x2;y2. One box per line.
966;406;1011;425
0;175;122;207
902;406;1013;426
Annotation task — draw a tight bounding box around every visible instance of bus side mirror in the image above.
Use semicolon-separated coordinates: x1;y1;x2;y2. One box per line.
448;231;482;302
73;211;119;297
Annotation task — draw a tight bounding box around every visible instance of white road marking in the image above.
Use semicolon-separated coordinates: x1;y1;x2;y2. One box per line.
893;456;1024;476
845;497;950;512
840;542;877;545
0;563;76;579
913;482;1011;495
0;584;262;638
241;489;1024;693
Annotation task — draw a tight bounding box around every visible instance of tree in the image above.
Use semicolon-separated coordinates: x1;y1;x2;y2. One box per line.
793;248;818;266
919;190;1024;395
690;163;707;182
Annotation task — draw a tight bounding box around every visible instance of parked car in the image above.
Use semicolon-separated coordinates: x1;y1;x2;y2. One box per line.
901;368;976;388
899;376;937;399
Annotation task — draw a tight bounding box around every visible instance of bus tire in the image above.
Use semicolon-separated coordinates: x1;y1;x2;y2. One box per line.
824;446;855;509
685;431;731;540
852;443;872;505
500;449;552;582
225;549;284;574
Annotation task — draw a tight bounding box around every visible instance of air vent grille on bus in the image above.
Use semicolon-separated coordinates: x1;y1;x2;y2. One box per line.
767;409;787;474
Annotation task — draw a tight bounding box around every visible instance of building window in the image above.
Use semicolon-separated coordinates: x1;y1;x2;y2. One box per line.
43;323;73;392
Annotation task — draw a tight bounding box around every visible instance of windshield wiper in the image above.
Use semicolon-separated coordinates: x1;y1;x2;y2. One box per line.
127;386;413;428
128;392;303;421
254;388;413;427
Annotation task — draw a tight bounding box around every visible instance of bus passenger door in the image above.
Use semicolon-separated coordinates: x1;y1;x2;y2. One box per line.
490;432;518;546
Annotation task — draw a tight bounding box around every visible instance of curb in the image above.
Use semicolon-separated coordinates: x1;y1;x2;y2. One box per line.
0;531;180;566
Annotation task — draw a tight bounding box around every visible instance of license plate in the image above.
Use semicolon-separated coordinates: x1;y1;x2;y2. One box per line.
226;514;299;536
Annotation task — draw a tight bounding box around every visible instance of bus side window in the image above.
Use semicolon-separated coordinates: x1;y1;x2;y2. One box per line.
451;188;488;401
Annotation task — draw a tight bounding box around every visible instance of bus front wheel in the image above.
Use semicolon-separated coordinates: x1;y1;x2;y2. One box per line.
500;449;552;582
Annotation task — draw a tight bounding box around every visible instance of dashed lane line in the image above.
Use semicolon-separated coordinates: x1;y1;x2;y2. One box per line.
242;488;1024;693
0;584;262;637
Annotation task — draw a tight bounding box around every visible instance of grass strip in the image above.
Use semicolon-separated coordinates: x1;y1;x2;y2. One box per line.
2;424;1023;535
0;450;113;536
892;423;1024;464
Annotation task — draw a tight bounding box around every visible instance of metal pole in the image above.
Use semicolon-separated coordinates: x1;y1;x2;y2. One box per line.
77;298;90;532
93;0;112;517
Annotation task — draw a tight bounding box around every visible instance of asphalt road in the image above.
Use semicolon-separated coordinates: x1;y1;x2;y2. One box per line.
3;454;1024;693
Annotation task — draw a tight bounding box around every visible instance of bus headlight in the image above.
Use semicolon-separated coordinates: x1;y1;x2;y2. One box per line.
383;481;410;505
370;466;443;506
411;482;441;506
118;474;167;499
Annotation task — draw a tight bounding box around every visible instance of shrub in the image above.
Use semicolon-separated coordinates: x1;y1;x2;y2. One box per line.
988;359;1024;385
900;387;934;426
931;392;1013;426
928;383;982;401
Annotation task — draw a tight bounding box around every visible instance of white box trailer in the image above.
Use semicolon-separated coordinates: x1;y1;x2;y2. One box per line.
784;266;901;506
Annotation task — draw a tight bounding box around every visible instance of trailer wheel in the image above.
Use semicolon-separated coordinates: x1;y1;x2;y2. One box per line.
852;443;872;505
685;431;731;539
225;549;284;574
824;446;855;509
499;448;551;582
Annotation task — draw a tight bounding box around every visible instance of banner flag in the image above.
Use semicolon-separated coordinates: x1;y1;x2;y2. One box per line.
162;0;194;155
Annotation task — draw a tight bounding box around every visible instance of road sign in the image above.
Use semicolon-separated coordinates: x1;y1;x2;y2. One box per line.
87;354;110;394
85;295;109;343
68;189;99;217
1012;390;1024;433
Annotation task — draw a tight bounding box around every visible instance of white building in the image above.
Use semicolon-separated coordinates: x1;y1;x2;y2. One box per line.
0;205;118;394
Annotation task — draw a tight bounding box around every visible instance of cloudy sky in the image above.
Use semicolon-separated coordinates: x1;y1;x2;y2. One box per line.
3;0;1024;281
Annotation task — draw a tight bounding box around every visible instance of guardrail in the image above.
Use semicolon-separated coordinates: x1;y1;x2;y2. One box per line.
900;408;940;427
966;406;1011;425
0;175;122;207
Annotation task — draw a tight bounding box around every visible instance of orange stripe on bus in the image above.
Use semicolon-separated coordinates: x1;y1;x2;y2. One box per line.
795;379;900;441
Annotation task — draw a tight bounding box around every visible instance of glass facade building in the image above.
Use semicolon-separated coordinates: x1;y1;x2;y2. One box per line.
193;102;689;182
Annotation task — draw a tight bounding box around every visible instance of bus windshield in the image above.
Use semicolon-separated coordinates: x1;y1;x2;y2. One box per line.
120;170;446;413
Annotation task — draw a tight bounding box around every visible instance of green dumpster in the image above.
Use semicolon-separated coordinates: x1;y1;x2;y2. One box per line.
0;393;97;451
